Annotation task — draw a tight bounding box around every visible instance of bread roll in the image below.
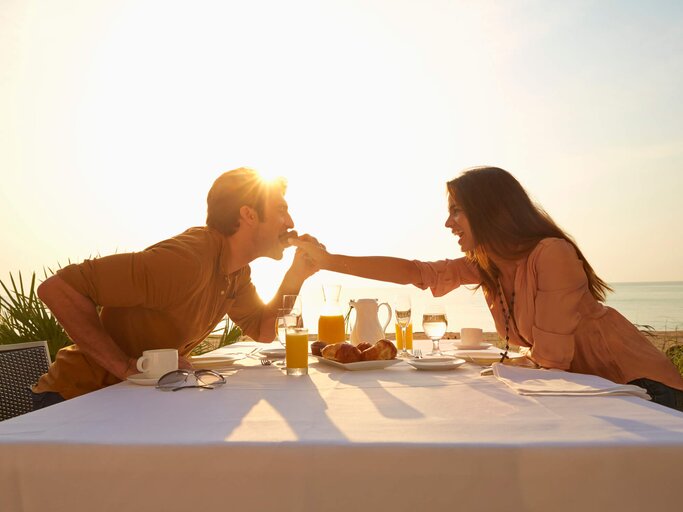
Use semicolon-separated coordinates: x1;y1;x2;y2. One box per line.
360;339;397;361
310;341;326;356
322;342;362;363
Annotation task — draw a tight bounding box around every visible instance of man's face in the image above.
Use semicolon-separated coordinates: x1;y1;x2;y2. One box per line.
254;190;294;259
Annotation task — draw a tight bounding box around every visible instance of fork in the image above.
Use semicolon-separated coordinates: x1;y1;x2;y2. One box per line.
260;357;273;366
412;349;423;359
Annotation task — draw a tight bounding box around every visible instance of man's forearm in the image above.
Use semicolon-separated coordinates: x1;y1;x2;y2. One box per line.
255;269;306;342
37;276;135;379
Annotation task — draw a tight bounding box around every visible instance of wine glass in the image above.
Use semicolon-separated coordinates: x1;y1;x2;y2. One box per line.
393;294;412;358
282;294;303;327
423;303;448;356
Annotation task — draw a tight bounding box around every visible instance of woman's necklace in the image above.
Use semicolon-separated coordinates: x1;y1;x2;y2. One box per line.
498;280;515;363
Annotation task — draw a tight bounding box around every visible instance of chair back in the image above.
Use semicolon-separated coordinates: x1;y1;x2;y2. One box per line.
0;341;51;421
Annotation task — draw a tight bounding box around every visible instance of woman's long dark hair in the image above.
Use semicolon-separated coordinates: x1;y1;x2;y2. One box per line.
447;166;612;302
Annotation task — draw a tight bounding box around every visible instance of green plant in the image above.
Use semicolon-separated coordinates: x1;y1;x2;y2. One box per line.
190;316;242;356
666;344;683;377
0;271;72;360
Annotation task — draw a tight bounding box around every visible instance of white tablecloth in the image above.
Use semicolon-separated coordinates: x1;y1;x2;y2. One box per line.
2;340;683;512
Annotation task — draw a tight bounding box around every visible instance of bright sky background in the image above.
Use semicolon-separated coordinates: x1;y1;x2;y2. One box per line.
2;0;683;306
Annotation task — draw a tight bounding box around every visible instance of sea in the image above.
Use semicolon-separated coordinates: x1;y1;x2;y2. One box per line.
297;281;683;334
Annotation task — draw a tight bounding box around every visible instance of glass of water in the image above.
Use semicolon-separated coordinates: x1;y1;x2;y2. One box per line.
423;303;448;356
282;295;303;327
275;308;298;348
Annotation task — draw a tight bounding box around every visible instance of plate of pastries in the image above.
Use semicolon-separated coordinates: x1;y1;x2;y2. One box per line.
311;339;400;371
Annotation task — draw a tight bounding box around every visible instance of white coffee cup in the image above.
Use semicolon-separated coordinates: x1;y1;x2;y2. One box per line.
460;328;484;347
136;349;178;378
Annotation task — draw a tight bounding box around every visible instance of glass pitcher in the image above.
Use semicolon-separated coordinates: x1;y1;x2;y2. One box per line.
317;284;346;345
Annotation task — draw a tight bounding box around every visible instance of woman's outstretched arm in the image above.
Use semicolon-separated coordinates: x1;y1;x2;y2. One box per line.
289;238;421;285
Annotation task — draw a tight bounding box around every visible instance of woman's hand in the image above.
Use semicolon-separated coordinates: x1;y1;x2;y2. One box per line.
289;234;328;276
289;235;329;270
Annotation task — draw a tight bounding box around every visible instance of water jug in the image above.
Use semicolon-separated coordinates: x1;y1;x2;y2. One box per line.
349;298;392;346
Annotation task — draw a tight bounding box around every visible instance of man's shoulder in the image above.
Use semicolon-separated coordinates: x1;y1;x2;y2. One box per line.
141;227;220;269
146;227;215;252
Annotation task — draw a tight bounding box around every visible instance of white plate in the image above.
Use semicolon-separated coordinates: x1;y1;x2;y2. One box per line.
313;356;400;371
127;373;159;386
457;350;523;365
260;348;286;359
406;357;466;371
452;341;492;350
188;354;244;369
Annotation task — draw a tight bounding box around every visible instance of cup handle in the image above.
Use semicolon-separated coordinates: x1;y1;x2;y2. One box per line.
378;302;392;335
136;356;148;373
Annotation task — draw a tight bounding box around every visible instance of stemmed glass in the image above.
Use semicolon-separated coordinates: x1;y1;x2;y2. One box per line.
393;294;412;358
282;295;303;327
423;303;448;356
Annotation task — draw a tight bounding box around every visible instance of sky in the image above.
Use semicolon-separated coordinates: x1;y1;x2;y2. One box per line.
2;0;683;306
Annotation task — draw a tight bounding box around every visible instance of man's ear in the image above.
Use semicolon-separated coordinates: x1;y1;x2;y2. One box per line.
239;205;259;225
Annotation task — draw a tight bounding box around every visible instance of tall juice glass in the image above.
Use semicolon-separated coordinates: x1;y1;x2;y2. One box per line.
394;322;413;351
317;285;345;345
286;328;309;375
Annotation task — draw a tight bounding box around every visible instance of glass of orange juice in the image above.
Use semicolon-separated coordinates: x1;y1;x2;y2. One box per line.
285;328;309;375
394;322;413;352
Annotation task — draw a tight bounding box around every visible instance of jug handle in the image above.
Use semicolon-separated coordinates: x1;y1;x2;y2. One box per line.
377;302;393;336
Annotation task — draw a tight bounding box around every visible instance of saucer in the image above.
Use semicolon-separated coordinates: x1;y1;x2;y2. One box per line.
406;357;466;371
452;341;492;350
260;348;286;359
188;354;244;369
127;373;159;386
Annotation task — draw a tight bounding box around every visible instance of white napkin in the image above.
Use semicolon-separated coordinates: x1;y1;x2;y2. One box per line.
492;363;651;399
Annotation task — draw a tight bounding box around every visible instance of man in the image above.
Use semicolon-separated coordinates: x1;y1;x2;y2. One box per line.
33;167;318;408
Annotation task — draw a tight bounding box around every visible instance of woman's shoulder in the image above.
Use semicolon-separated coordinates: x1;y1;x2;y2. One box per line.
529;237;577;260
527;238;585;285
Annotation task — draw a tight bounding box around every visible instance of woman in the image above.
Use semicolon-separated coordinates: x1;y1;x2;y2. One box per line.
293;166;683;411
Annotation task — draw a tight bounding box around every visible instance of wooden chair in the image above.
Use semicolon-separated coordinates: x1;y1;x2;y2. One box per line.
0;341;51;421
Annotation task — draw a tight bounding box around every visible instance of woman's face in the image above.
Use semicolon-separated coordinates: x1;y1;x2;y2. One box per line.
445;193;475;252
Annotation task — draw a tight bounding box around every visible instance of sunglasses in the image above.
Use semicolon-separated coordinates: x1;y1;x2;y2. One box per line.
156;369;226;392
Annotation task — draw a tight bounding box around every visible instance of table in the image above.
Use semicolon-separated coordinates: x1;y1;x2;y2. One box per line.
2;340;683;512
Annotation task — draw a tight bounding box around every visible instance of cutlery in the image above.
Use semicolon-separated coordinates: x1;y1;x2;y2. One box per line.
412;349;423;359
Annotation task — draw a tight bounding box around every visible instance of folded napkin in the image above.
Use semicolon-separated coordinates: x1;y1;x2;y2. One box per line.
492;363;651;399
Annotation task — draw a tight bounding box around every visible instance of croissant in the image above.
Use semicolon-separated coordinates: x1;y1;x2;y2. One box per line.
356;342;373;352
360;339;397;361
322;342;362;363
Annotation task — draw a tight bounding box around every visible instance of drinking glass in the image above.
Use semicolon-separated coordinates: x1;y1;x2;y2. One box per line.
282;294;303;327
393;294;412;357
285;327;309;375
423;304;448;356
275;308;297;348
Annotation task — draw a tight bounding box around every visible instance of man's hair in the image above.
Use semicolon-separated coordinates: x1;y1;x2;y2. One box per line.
206;167;287;236
447;166;611;302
